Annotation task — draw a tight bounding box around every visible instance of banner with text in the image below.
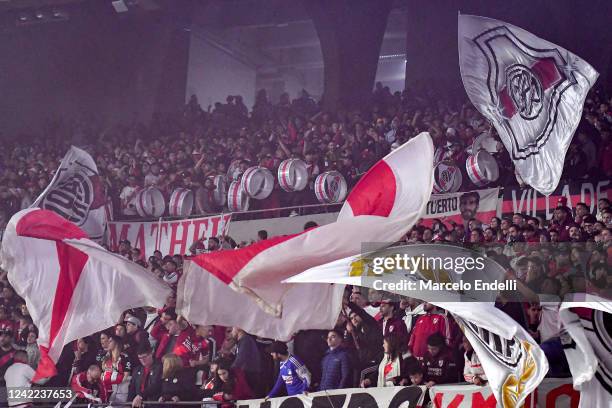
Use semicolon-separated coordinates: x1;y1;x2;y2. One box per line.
236;386;426;408
107;214;231;258
429;378;579;408
422;188;499;227
502;178;610;220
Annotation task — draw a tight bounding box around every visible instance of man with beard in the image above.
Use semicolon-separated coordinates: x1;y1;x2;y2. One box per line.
459;192;480;228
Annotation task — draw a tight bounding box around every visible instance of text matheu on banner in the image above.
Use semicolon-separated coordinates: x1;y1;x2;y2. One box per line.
107;214;231;258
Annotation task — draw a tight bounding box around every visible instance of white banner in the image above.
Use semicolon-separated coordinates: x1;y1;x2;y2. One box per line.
422;188;499;226
236;386;426;408
107;214;231;258
429;378;579;408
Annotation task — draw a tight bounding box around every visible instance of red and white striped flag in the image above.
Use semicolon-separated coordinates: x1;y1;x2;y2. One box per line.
0;208;171;381
180;133;434;316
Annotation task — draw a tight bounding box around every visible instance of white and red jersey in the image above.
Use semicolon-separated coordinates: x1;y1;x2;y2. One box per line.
101;352;132;392
463;350;487;383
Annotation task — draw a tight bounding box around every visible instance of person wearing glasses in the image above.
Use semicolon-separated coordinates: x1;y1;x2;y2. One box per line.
127;343;162;408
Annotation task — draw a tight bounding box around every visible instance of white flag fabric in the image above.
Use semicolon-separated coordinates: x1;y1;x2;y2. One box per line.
32;146;108;240
177;261;344;341
0;208;171;381
183;133;434;316
458;14;598;195
286;253;548;407
559;295;612;408
454;311;548;408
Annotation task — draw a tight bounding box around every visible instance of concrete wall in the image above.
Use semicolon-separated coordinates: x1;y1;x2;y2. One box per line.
186;28;257;110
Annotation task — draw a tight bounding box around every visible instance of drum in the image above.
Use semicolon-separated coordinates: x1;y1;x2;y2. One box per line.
133;187;166;218
471;132;500;154
314;171;348;204
432;162;462;193
227;180;249;212
278;159;309;192
240;166;274;200
169;188;194;217
212;175;228;207
466;151;499;187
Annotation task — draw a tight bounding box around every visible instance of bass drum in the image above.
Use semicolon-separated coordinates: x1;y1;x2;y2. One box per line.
432;162;462;193
133;187;166;218
169;188;194;217
227;180;249;212
240;166;274;200
278;158;309;192
466;151;499;187
314;171;348;204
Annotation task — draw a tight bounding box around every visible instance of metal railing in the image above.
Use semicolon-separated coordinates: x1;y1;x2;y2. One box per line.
34;401;228;408
112;202;343;223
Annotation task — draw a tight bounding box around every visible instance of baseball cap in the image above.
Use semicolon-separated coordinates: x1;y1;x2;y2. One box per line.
124;316;142;328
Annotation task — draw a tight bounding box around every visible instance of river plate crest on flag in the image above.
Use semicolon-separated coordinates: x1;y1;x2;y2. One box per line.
286;244;508;303
458;15;598;196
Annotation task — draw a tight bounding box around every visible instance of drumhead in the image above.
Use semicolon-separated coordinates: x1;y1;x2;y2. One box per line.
278;159;309;192
241;166;274;200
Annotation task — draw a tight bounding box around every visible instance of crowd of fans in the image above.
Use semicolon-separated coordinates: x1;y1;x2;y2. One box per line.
1;193;611;405
1;83;611;223
0;84;611;406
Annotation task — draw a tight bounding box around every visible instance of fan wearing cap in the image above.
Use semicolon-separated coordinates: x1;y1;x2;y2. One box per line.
124;316;149;352
266;341;311;399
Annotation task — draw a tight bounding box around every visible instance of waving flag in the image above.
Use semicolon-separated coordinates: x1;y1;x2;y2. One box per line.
559;295;612;408
32;146;108;241
287;251;548;408
459;14;598;195
178;266;344;341
181;133;434;316
0;208;171;381
454;312;548;408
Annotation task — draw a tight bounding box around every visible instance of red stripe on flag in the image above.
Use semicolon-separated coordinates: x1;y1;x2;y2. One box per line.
346;160;396;217
499;87;517;118
531;58;562;89
15;209;88;241
33;346;56;382
16;210;90;382
192;232;307;283
50;241;88;349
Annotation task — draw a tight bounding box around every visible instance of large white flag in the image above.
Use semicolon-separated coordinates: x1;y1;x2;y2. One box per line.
32;146;108;240
0;208;171;381
458;14;598;195
182;133;434;316
286;252;549;408
559;295;612;408
178;262;344;341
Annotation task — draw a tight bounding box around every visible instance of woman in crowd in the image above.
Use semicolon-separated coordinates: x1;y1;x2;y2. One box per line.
159;353;195;404
101;334;132;403
360;334;412;388
209;359;254;407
